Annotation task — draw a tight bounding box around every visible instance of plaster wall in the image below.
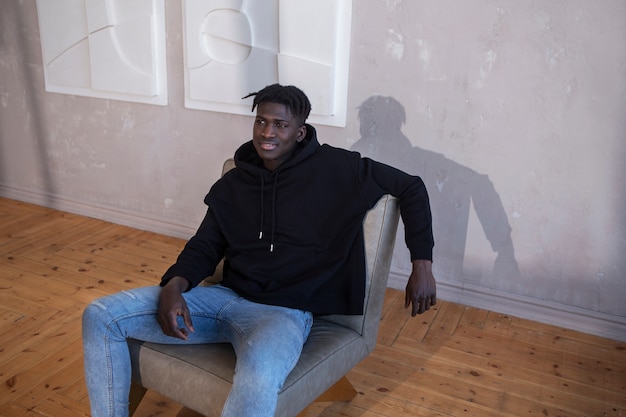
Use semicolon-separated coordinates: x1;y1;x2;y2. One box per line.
1;0;625;340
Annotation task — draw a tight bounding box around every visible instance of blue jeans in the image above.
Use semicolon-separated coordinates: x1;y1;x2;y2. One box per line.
82;285;313;417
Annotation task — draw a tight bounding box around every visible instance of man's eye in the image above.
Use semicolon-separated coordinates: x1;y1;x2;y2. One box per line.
276;123;286;128
256;119;265;125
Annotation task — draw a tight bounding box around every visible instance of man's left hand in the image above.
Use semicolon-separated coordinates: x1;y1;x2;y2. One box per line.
405;259;437;316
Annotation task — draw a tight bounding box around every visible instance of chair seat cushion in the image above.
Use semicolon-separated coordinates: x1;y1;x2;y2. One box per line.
129;318;370;417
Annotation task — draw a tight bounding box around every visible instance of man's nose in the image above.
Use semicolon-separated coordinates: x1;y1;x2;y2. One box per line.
262;124;275;137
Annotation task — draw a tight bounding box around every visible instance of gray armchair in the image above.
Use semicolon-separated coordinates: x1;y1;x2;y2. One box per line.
128;159;401;417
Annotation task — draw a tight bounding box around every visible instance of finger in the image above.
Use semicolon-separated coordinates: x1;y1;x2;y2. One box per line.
170;314;190;340
416;297;427;315
160;313;188;340
404;290;411;309
412;299;420;316
171;327;189;340
182;309;194;333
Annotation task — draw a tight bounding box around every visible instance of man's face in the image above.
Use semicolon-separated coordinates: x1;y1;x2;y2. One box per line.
253;102;306;171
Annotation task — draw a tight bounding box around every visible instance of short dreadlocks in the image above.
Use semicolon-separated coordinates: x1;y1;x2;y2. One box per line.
243;84;312;125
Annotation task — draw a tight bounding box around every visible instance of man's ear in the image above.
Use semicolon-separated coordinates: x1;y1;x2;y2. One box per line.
296;124;307;142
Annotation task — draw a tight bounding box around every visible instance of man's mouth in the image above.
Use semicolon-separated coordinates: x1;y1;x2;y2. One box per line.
259;142;277;151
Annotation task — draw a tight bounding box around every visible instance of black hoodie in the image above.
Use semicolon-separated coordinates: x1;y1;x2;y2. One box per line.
161;125;433;315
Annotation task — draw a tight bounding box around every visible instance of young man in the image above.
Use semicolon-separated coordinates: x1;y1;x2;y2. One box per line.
82;84;436;417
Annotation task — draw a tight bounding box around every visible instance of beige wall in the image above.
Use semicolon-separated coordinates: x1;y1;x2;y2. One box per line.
1;1;625;340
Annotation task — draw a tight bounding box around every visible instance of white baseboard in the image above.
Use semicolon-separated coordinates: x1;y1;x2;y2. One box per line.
389;270;626;343
0;185;196;239
3;184;625;343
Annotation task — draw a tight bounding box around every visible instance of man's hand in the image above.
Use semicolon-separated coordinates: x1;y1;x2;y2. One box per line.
405;259;436;316
157;276;194;340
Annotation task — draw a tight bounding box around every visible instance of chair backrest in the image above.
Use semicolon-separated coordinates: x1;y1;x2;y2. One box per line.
320;194;399;351
214;159;400;350
222;158;236;174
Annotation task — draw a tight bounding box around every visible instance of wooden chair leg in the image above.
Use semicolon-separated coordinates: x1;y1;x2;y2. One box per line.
128;382;147;416
295;377;357;416
314;376;357;402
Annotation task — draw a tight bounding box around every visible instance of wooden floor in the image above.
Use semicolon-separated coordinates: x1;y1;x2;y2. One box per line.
0;197;624;417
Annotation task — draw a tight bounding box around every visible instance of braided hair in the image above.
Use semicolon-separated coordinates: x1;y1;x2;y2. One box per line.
243;84;312;125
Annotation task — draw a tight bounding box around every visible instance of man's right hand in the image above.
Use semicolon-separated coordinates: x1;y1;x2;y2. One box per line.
157;276;194;340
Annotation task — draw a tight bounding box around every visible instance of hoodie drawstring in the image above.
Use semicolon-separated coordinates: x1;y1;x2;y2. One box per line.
258;172;279;252
269;174;279;252
258;174;265;240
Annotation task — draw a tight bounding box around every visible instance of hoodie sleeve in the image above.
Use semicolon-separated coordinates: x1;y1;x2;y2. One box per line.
160;206;226;290
357;156;434;261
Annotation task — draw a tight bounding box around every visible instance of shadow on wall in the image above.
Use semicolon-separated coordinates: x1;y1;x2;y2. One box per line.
4;2;56;203
352;96;520;282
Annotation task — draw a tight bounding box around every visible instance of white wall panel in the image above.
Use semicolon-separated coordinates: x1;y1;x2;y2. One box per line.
36;0;167;105
182;0;352;126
